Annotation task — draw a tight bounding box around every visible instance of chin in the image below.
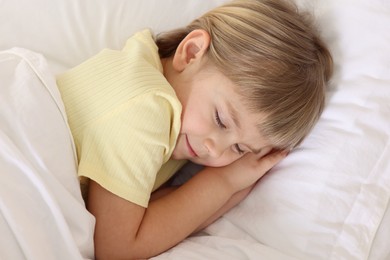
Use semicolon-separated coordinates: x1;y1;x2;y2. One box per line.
170;152;188;161
170;152;179;160
171;154;181;160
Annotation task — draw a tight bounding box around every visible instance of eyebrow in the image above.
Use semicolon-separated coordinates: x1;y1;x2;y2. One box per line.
226;102;263;154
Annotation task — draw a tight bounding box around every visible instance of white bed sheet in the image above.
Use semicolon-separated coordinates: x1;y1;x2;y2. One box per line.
0;48;94;260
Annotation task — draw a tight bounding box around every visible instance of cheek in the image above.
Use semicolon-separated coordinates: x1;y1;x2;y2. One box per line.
258;146;273;158
181;107;210;134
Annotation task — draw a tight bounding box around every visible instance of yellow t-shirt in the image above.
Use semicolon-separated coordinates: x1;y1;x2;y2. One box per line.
57;30;185;207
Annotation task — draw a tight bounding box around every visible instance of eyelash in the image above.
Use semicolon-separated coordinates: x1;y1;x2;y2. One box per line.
235;144;245;155
215;111;226;129
215;110;244;155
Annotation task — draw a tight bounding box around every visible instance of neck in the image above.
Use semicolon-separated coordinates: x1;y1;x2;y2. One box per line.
161;57;177;90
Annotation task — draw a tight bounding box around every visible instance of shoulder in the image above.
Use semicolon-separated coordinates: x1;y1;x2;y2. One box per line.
123;29;162;72
131;90;182;134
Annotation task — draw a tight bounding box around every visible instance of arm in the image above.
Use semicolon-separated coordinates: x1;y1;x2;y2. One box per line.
88;150;287;259
151;184;254;233
194;184;254;233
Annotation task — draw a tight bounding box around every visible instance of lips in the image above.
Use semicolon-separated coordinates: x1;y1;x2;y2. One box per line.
185;135;198;157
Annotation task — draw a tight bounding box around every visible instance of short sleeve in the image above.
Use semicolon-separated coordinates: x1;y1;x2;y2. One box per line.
78;92;178;207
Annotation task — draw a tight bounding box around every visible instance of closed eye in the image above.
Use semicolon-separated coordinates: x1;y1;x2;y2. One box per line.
234;144;245;155
215;110;226;129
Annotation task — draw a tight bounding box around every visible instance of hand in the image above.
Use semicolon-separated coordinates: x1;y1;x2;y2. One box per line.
217;149;288;192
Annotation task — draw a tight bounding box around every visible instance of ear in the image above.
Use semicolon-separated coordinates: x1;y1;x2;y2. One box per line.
172;29;211;72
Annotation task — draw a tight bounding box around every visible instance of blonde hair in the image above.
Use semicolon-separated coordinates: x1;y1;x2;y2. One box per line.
156;0;333;149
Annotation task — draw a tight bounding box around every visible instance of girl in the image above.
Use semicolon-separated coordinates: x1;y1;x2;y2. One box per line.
57;0;332;258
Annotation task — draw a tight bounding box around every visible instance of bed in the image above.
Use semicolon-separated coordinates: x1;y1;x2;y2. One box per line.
0;0;389;259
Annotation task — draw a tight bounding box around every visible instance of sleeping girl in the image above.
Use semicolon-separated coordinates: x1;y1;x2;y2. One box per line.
56;0;332;258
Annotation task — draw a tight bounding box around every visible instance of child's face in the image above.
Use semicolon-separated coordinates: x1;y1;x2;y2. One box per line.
170;65;272;167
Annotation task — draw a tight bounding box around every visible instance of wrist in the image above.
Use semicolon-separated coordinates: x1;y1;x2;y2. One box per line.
201;166;238;194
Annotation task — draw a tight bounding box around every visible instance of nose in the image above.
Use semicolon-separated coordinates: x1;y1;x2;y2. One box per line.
203;138;225;158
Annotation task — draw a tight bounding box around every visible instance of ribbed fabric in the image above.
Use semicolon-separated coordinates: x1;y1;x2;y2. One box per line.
57;30;185;207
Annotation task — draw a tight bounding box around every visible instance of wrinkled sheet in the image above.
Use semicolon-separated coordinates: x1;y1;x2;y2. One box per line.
0;48;95;260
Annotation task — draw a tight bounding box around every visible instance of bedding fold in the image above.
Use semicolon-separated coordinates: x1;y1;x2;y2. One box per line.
0;48;95;260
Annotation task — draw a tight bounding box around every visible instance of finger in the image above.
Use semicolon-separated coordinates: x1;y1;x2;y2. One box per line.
257;149;289;173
